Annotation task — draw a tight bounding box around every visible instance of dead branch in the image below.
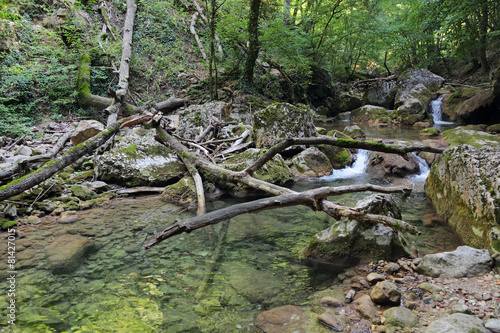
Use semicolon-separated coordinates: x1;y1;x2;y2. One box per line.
145;184;416;248
156;126;206;214
352;75;398;87
154;97;185;114
0;120;125;202
190;12;208;62
115;0;137;101
244;137;445;176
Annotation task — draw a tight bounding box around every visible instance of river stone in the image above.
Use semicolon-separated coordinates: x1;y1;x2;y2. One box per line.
350;105;390;126
334;91;363;112
395;68;444;108
391;97;427;126
383;307;419;328
485;319;500;333
450;304;472;315
45;235;96;273
417;246;493;278
343;125;366;140
370;281;401;305
367;151;419;178
418;282;445;294
290;147;333;177
220;262;281;304
424;144;500;252
425;313;489;333
254;305;315;333
253;102;317;148
363;80;397;109
366;272;385;284
96;128;186;187
317;311;344;331
302;194;411;267
71;120;104;146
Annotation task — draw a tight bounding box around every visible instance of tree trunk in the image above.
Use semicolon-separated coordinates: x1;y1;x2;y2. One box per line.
115;0;137;101
242;0;262;87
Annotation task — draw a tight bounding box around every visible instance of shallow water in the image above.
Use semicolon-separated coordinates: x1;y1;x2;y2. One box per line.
0;125;464;332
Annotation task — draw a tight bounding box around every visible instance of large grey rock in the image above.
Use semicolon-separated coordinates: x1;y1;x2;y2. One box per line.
253;103;317;148
350;105;390;126
425;314;489;333
302;194;411;267
395;68;445;108
363;80;397;109
366;151;419;178
417;246;493;278
425;145;500;252
485;319;500;333
96;128;186;187
335;91;363;112
290;147;333;177
71;120;104;146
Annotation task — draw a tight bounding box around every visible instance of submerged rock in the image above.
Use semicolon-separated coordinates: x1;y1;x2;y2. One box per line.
254;305;316;333
45;235;97;274
96;128;186;187
253;102;317;148
417;246;493;278
425;144;500;252
302;194;411;267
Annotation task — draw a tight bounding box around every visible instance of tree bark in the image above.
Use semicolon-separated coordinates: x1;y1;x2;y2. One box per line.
242;0;262;87
145;184;417;248
115;0;137;101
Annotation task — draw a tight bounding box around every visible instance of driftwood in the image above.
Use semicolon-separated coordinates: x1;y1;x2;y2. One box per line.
144;129;424;249
0;132;72;181
145;184;417;249
244;137;445;176
0;120;124;202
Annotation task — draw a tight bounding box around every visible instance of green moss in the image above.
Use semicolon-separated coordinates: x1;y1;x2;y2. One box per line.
442;127;500;148
121;144;139;158
0;217;18;229
420;127;440;136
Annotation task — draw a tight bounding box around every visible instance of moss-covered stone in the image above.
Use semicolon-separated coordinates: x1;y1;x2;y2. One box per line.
488;124;500;134
70;184;97;201
419;127;440;137
442;127;500;148
350;105;388;123
253;103;317;148
290;147;333;177
317;145;352;169
162;176;197;209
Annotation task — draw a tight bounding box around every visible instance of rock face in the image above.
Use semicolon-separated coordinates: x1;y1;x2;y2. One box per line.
395;68;445;108
253;103;317;148
425;145;500;252
441;127;500;148
442;87;499;125
366;151;420;178
302;194;411;267
96;128;186;187
71;120;104;146
417;246;493;278
290;147;333;177
425;313;489;333
363;81;397;109
45;235;96;273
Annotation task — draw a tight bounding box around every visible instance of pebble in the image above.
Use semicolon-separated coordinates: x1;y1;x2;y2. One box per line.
319;297;343;308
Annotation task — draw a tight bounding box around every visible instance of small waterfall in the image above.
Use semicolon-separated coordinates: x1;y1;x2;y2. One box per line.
320;149;370;181
431;97;453;125
410;153;430;181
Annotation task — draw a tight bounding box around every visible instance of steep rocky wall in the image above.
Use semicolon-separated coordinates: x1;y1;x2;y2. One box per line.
424;145;500;253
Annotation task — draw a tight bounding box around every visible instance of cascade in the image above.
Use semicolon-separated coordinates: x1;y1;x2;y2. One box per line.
320;149;370;181
431;97;453;125
410;153;430;181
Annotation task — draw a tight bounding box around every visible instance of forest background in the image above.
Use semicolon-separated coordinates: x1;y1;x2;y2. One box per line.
0;0;499;137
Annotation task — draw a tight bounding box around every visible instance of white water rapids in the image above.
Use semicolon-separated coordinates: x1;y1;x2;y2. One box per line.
431;96;454;125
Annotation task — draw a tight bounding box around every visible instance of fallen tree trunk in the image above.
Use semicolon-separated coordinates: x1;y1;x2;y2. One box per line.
145;184;417;248
0;120;124;202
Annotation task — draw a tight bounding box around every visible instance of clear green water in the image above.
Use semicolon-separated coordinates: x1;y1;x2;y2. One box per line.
0;125;463;332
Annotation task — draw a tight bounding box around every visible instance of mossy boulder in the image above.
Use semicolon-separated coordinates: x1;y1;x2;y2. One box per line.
442;87;498;124
420;127;440;137
395;68;444;108
253;103;317;148
290;147;333;177
334;91;363;112
363;80;397;109
442;127;500;148
162;176;197;209
317;144;353;169
343;125;366;140
391;85;431;126
302;194;411;268
487;123;500;133
351;105;391;127
96;128;186;187
70;184;97;201
208;148;293;197
425;145;500;253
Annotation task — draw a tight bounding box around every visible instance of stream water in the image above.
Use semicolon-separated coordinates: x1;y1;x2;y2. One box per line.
0;124;464;332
